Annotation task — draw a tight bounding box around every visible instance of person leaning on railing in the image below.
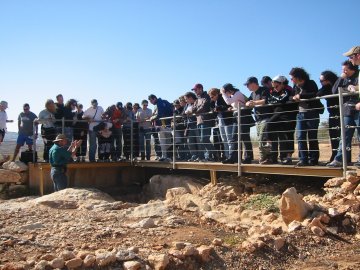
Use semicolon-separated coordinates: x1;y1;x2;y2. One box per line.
290;67;321;167
244;77;273;164
265;76;297;165
221;83;254;164
73;103;88;162
327;60;359;167
208;87;236;164
36;99;57;162
317;70;340;163
136;100;153;160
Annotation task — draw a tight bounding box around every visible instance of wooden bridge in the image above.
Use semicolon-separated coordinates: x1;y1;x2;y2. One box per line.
28;160;348;195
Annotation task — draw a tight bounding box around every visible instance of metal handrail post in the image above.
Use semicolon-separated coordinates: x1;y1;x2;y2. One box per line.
338;87;347;177
62;117;65;134
130;119;134;165
172;114;176;169
33;121;36;163
237;103;242;177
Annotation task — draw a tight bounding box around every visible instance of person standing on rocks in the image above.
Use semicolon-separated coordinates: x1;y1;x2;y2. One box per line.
49;134;81;191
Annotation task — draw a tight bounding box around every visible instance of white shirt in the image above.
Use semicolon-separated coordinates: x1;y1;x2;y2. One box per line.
222;91;246;110
83;106;104;131
0;111;8;130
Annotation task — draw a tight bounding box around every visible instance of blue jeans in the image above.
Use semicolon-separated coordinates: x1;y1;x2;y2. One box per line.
50;167;68;191
219;124;236;158
296;112;320;162
88;130;97;162
197;123;215;159
187;126;204;159
334;112;360;163
139;128;151;159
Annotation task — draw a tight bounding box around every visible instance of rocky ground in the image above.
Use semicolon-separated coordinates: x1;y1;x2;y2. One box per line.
0;166;360;269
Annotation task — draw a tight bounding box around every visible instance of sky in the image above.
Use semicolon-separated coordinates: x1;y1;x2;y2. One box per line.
1;0;359;132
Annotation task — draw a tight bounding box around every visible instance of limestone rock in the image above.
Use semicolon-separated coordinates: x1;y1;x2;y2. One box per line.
273;237;285;250
127;202;169;218
34;260;48;270
1;262;28;270
354;184;360;195
123;261;142;270
169;248;185;259
0;169;21;183
341;181;358;193
197;245;213;262
40;254;55;261
83;255;96;268
65;257;83;269
311;225;325;236
34;188;114;209
279;187;311;224
172;241;186;250
49;258;64;269
116;250;137;261
148;254;169;270
20;222;44;231
182;245;198;256
2;161;28;172
165;187;189;201
346;171;360;184
129;218;156;229
60;250;76;261
96;251;116;267
324;177;346;188
143;174;204;200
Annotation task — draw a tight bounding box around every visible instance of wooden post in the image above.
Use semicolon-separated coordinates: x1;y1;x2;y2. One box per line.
39;166;44;196
210;170;217;185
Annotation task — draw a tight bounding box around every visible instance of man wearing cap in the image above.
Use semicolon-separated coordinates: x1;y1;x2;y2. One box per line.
49;134;81;191
0;101;13;145
245;77;273;164
12;104;38;162
83;99;104;162
190;83;217;161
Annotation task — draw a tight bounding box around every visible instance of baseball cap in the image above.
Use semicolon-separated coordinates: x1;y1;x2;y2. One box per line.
244;77;258;86
272;75;287;83
343;46;360;57
0;101;8;108
191;83;203;90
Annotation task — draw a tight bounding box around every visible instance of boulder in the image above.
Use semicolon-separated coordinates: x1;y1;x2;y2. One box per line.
127;201;169;218
96;251;116;267
143;174;204;200
2;161;28;172
279;187;311;224
165;187;189;201
273;237;285;250
147;254;169;270
324;177;346;188
83;255;96;268
123;261;142;270
0;169;21;183
341;181;358;193
65;258;83;269
1;262;28;270
129;218;156;229
60;250;76;261
346;171;360;185
33;188;114;209
49;258;64;269
196;245;213;262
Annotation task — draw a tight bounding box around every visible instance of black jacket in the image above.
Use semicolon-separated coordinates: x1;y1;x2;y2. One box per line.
293;79;322;113
317;84;339;115
210;94;235;126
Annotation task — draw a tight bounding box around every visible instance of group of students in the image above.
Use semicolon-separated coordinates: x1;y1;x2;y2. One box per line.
1;46;360;168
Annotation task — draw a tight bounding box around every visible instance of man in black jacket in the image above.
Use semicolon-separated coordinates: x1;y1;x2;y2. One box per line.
290;67;320;166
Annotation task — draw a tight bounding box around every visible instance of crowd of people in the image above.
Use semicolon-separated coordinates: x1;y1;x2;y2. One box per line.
1;46;360;168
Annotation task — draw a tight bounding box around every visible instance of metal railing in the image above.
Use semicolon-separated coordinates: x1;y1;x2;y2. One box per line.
1;89;358;178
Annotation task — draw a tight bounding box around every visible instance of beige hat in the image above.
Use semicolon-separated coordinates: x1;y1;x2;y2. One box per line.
343;46;360;57
53;134;67;142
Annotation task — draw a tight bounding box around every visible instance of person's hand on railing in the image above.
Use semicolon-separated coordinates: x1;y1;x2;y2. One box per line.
348;85;358;93
245;100;255;108
292;94;300;101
